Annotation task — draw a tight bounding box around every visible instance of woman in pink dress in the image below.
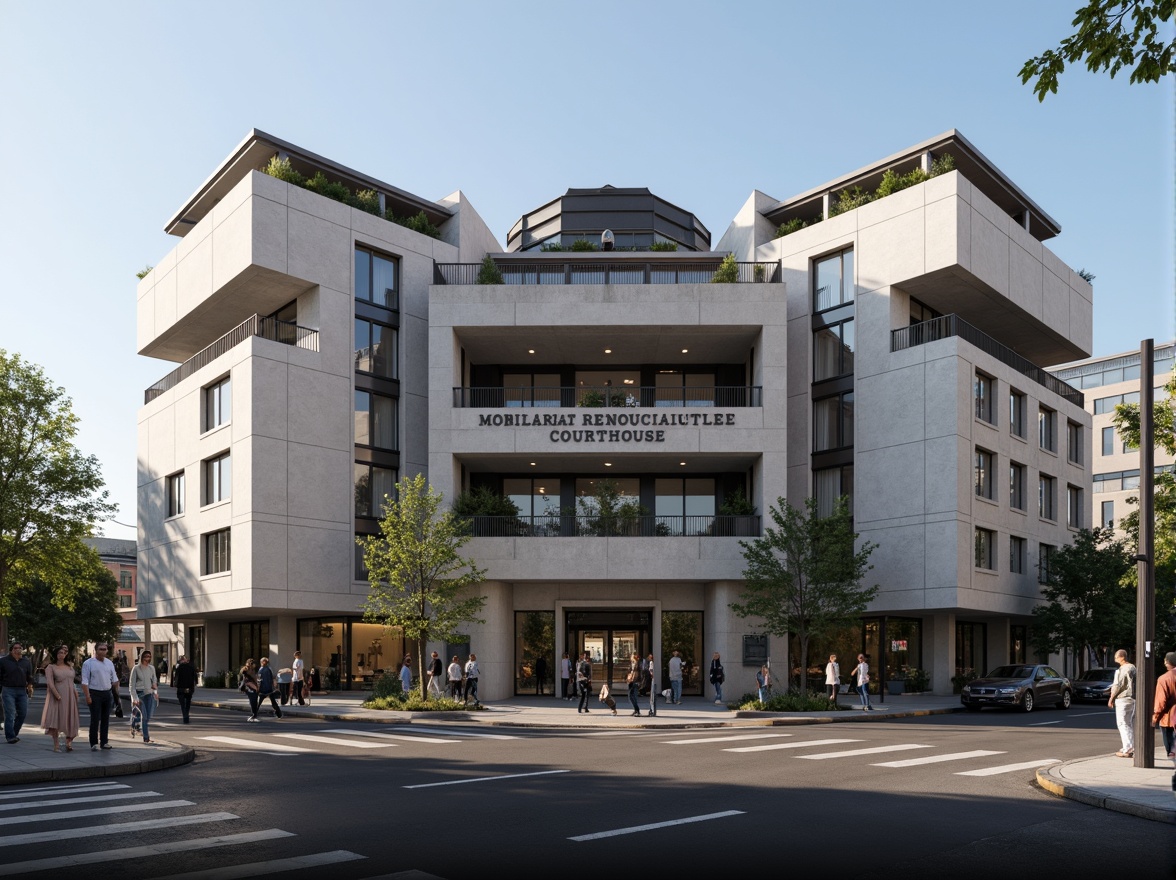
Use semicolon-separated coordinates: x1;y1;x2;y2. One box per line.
41;645;80;751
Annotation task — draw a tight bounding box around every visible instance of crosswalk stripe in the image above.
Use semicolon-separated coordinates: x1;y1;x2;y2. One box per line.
0;791;161;813
956;758;1061;776
0;812;239;848
145;849;366;880
797;744;931;760
0;829;292;875
272;733;394;749
5;800;193;826
0;782;128;800
570;810;745;841
200;736;311;753
386;725;517;740
872;750;1006;768
661;734;794;745
403;770;569;789
725;738;863;753
320;728;459;744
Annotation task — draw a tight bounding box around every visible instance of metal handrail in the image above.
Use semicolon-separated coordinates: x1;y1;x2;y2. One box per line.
144;315;319;404
452;386;763;408
891;314;1084;406
434;261;781;285
457;514;761;538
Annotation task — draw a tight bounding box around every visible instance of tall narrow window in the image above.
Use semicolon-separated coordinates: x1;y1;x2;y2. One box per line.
355;247;399;310
166;471;185;518
1009;462;1027;510
354;391;398;450
813;250;854;312
203;528;231;575
975;449;995;500
1067;485;1082;528
1101;426;1114;456
354;318;397;379
1038;543;1055;584
975;373;995;424
1010;536;1026;574
203;453;231;505
1009;389;1026;438
355;464;396;518
1101;500;1114;528
204;377;231;432
975;528;996;570
813;392;854;452
1067;421;1082;464
1038;474;1056;520
1038;406;1056;452
813;319;854;381
814;465;853;518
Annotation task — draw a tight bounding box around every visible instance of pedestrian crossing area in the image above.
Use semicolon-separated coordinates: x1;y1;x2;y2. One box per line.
198;725;517;756
0;779;365;877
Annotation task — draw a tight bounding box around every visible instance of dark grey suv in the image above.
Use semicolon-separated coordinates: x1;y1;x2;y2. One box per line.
960;664;1072;712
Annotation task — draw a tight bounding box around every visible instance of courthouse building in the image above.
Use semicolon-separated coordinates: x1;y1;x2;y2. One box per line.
136;129;1092;697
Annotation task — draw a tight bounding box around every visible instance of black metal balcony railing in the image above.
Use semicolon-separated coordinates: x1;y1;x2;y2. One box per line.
453;385;763;408
434;261;781;285
144;315;319;404
891;314;1084;407
458;514;761;538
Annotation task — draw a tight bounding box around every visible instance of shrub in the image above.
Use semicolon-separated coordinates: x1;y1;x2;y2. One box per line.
388;210;441;239
648;240;678;251
135;265;153;280
711;253;739;283
264;155;305;186
539;242;564;251
350;188;381;215
929;153;955;176
774;217;810;238
718;487;756;516
475;254;504;285
371;672;403;700
734;691;850;711
569;238;598;252
578;389;606;407
452;485;520;517
363;693;477;711
904;668;930;693
830;186;873;217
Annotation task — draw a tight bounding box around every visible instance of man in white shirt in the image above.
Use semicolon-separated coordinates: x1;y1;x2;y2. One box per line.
668;650;683;704
291;651;305;706
81;643;120;751
1108;648;1136;758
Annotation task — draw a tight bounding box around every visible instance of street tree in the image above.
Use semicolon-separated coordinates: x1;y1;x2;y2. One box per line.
731;496;878;695
0;351;115;644
1021;0;1174;100
7;539;123;671
1031;526;1134;669
358;474;487;699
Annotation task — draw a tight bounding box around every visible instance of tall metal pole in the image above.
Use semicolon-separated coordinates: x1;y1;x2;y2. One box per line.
1134;339;1155;769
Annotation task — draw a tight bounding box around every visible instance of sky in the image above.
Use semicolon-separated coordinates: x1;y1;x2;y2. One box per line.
1;1;1172;542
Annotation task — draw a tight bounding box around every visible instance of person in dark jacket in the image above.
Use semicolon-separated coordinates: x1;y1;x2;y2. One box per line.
709;652;725;704
0;642;34;743
172;655;197;723
257;658;283;719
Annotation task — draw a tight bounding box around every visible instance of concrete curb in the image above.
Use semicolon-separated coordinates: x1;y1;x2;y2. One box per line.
1037;759;1176;825
0;746;196;787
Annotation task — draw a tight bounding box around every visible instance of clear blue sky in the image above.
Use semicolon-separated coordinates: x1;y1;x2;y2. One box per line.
1;1;1172;541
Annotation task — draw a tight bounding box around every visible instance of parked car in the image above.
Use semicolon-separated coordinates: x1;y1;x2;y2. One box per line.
960;664;1071;712
1072;667;1116;703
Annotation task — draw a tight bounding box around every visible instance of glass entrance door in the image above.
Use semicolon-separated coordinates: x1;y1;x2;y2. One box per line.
568;613;650;692
610;630;639;689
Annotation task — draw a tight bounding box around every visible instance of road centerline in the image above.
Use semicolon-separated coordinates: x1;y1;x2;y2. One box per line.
403;770;569;789
570;810;745;841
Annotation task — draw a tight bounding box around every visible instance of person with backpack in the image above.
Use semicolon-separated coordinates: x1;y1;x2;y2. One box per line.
709;652;725;705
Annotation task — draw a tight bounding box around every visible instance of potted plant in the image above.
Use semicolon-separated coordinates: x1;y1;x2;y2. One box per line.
452;486;522;535
715;487;757;536
887;671;907;695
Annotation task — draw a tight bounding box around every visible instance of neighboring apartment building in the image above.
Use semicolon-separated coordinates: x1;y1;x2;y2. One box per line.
136;129;1091;698
1049;341;1175;536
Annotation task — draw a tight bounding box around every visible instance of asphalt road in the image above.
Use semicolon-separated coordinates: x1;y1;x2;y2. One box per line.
2;702;1172;879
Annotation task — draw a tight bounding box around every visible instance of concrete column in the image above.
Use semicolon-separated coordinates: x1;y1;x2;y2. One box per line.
821;192;831;221
273;615;298;667
930;610;956;695
471;581;512;702
921;150;933;174
988;619;1011;668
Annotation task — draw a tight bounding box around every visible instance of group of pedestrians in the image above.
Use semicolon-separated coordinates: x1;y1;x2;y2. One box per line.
239;650;313;722
1107;648;1176;763
408;651;481;706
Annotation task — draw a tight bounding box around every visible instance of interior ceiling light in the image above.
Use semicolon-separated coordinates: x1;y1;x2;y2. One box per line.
682;348;689;353
623;379;634;385
530;462;537;466
604;348;612;354
528;349;535;354
680;461;686;466
604;462;612;467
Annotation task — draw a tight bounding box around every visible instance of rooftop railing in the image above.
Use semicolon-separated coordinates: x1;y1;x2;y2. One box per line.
144;315;319;404
891;314;1084;406
452;385;763;408
434;260;781;285
457;514;761;538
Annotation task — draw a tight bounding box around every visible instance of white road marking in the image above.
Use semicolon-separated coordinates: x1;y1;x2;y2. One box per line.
725;738;863;753
320;728;459;743
404;770;569;789
0;782;128;800
872;750;1005;768
147;850;366;880
0;829;292;875
199;736;311;753
570;810;745;841
1067;712;1107;718
661;734;794;745
0;812;239;848
5;800;193;826
272;733;394;749
798;744;931;760
386;725;517;739
0;790;161;812
956;758;1062;776
1027;720;1065;726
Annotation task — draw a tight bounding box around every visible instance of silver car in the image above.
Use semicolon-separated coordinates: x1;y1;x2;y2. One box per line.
960;664;1072;712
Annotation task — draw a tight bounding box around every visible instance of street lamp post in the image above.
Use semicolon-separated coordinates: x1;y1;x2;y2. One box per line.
1134;339;1155;770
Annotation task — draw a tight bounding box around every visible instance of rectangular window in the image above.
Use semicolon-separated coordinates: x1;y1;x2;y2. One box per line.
1009;390;1026;438
975;528;996;570
1038;474;1056;521
203;453;231;505
1038;407;1056;452
355;463;396;519
1067;421;1082;464
1067;485;1082;528
203;528;231;575
355;247;399;310
975;373;995;424
813;392;854;451
1122;471;1141;490
1010;536;1026;574
354;390;398;450
118;594;134;608
204;377;231;432
974;449;995;500
813;319;854;381
354;318;397;379
505;373;562;408
120;572;132;590
1101;500;1114;528
1102;426;1115;456
166;471;185;518
813;249;854;312
814;465;853;518
1038;543;1055;584
1009;462;1027;510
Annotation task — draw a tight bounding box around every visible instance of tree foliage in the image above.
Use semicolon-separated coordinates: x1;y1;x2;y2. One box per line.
1021;1;1175;101
1031;527;1135;667
731;496;878;694
358;474;487;699
0;351;115;625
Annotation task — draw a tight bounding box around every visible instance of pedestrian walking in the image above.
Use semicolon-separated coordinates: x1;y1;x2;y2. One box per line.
853;654;872;710
40;645;79;752
276;665;292;705
756;664;771;704
0;641;34;744
463;654;480;706
1151;652;1176;765
576;651;592;714
239;659;261;722
825;654;841;704
626;652;642;716
129;650;160;743
447;655;464;700
304;666;316;705
709;652;725;704
428;651;444;698
535;655;547;695
1107;648;1136;757
257;658;283;718
399;655;413;694
291;650;306;706
80;642;120;750
560;651;571;700
646;653;657;716
668;650;683;704
173;654;197;723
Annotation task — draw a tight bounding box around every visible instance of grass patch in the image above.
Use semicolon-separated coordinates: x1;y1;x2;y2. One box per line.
733;691;851;712
363;694;481;711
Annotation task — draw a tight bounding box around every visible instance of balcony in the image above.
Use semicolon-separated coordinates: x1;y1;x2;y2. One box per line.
144;315;319;404
458;514;761;538
891;314;1083;406
453;385;763;408
434;260;781;285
